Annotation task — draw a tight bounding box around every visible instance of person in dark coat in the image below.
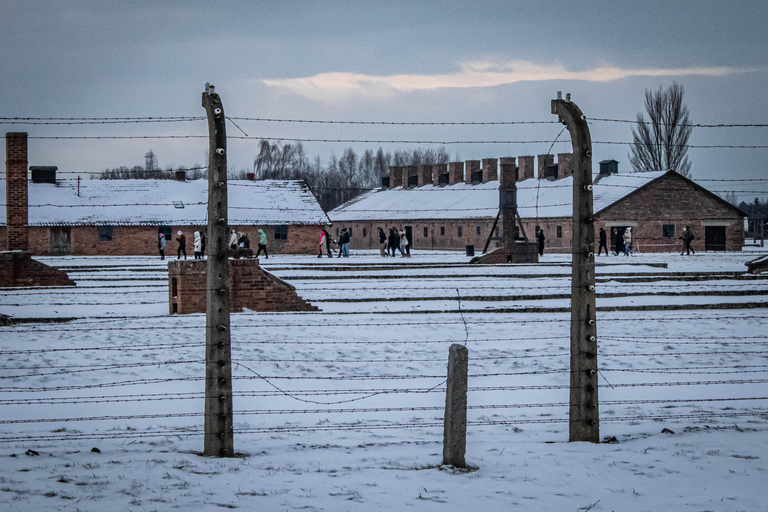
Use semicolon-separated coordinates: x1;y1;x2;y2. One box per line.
200;232;206;257
378;227;388;257
337;228;350;257
325;230;335;257
536;228;546;257
680;226;696;255
387;228;397;257
598;227;608;256
176;231;187;260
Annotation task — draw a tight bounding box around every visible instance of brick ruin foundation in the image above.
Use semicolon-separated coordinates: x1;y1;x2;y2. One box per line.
1;132;74;288
168;259;318;314
0;251;75;287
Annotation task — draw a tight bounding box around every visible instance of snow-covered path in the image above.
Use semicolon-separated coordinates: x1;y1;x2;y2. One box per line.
0;250;766;511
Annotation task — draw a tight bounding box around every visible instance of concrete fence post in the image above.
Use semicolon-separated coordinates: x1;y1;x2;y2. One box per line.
443;343;468;467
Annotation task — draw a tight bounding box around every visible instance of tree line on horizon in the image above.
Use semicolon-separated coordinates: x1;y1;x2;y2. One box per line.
99;142;452;211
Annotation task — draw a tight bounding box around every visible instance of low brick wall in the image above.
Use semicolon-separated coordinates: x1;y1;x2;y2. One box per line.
0;251;75;287
470;242;539;264
168;259;318;315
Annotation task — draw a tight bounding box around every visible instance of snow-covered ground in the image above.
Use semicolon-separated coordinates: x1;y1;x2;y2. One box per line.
0;248;766;511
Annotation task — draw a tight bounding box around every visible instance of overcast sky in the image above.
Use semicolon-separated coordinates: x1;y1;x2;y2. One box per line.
2;0;767;200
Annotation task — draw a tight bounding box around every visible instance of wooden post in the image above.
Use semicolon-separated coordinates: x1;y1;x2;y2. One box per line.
443;343;468;467
551;93;599;443
202;83;234;457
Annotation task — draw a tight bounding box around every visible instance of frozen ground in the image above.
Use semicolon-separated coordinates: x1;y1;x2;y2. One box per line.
0;247;766;511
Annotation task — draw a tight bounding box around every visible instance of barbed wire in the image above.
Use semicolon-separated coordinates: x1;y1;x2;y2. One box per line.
5;115;768;128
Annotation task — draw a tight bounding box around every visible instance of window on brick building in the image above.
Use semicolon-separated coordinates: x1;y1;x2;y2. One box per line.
348;228;353;238
495;226;500;238
663;224;675;238
158;226;172;241
458;226;463;238
274;225;289;240
476;225;481;236
440;226;445;236
424;227;428;238
362;228;367;237
98;226;113;242
557;225;562;239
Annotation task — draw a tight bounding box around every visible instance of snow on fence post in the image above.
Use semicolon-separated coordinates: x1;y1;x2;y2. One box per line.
443;343;468;467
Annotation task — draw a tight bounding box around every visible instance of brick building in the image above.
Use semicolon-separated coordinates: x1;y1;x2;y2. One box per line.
329;156;746;254
0;170;330;256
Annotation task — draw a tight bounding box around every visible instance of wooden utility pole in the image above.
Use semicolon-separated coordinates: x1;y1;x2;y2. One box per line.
551;93;599;443
202;83;234;457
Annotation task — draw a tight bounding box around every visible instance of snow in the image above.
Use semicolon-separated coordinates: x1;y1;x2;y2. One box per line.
1;247;767;511
0;179;329;226
329;171;666;222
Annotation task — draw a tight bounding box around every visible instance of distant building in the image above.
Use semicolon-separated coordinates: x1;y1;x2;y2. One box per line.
0;170;330;256
329;156;746;253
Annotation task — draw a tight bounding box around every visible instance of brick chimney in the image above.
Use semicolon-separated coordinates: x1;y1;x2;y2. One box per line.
537;154;554;180
465;160;481;185
557;153;573;179
448;162;464;185
417;164;431;187
389;166;403;189
5;133;29;251
481;158;498;183
432;163;448;187
245;172;255;181
517;156;535;181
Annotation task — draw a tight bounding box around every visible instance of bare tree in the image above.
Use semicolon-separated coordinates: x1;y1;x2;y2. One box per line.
629;82;692;177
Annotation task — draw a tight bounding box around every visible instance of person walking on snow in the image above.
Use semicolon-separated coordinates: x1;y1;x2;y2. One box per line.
176;231;187;259
598;227;608;256
158;233;166;260
681;226;696;255
193;231;202;259
399;229;410;257
623;227;632;256
378;227;388;257
338;228;350;258
536;228;546;257
255;228;268;258
200;232;206;257
319;230;328;257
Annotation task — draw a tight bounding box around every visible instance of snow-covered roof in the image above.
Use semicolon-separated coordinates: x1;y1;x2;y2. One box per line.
0;179;329;226
329;171;667;222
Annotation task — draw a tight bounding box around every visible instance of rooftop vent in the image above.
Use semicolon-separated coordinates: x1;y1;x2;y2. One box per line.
599;159;619;176
172;201;184;209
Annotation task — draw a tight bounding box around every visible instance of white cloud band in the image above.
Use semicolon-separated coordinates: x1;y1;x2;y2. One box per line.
263;59;745;101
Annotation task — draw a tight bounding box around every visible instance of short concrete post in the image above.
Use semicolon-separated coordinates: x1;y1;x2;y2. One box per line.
443;343;468;467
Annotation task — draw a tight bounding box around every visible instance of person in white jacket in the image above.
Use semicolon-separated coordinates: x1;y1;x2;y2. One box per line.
193;231;202;259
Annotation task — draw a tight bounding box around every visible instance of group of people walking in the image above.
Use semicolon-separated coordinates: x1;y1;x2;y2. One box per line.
318;228;351;258
159;228;270;260
378;227;410;257
596;226;696;256
158;230;207;261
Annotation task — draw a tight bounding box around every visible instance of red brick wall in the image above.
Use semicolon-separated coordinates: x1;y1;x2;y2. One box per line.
9;224;322;256
168;259;317;314
5;132;29;251
595;172;744;253
0;251;74;287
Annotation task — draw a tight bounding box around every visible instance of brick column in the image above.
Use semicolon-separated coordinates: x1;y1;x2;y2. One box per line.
5;133;29;251
465;160;480;185
518;156;535;181
537;154;554;180
557;153;574;178
499;158;517;249
448;162;464;185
